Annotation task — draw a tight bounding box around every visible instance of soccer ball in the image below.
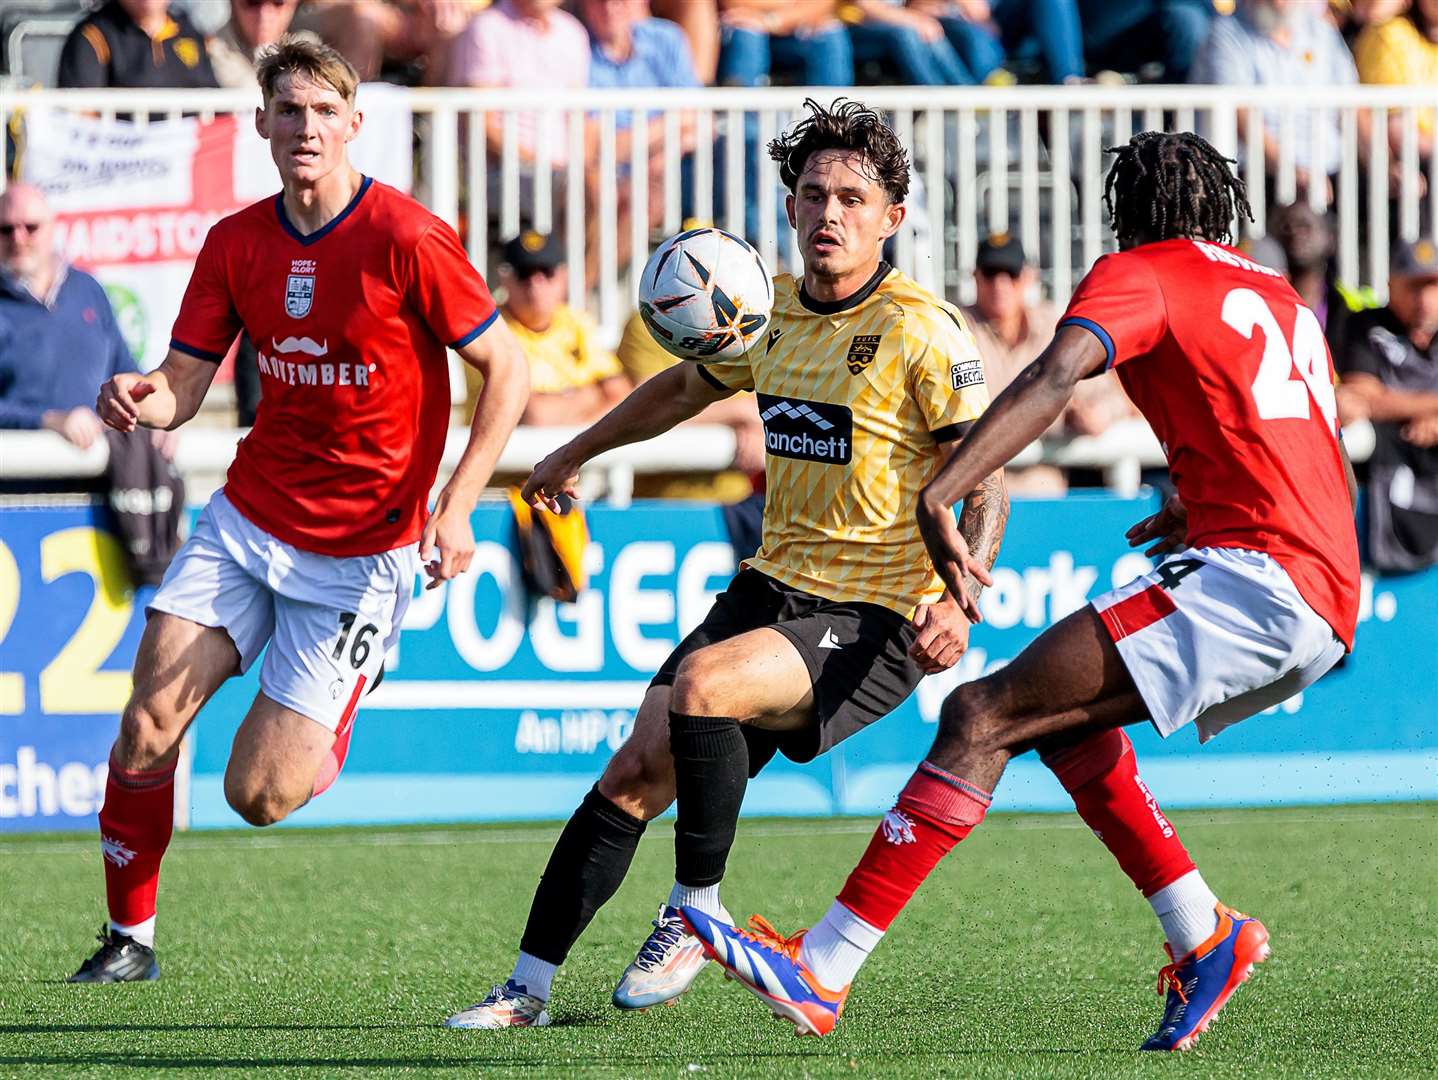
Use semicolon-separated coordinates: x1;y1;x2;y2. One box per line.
637;227;774;361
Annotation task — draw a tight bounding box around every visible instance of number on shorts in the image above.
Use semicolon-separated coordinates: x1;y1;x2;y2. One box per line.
1221;288;1338;431
333;611;379;670
1155;557;1202;591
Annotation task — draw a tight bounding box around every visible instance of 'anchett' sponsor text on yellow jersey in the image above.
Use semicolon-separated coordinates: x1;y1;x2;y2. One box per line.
696;264;990;617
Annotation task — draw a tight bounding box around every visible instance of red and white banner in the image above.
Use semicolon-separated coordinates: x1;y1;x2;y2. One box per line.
23;85;413;373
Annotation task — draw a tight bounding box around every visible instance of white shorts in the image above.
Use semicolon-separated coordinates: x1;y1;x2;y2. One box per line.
1091;546;1345;743
148;491;416;733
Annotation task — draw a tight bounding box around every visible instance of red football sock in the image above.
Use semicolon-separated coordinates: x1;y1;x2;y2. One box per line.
311;676;366;799
98;754;176;927
1042;729;1194;897
836;761;992;931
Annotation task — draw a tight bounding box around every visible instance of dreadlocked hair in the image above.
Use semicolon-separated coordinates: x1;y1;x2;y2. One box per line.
1103;131;1253;246
769;97;910;204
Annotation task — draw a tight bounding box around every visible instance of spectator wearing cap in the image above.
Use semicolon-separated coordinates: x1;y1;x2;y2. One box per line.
1337;236;1438;571
469;232;631;427
963;234;1139;493
1269;202;1376;364
208;0;308;89
1190;1;1358;205
58;0;218;89
0;184;142;451
716;0;855;86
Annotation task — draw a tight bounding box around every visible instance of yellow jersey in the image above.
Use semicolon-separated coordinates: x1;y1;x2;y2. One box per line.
465;303;622;419
698;264;990;617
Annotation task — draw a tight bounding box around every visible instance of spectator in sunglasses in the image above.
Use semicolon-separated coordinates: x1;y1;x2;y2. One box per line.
466;231;631;427
0;184;142;453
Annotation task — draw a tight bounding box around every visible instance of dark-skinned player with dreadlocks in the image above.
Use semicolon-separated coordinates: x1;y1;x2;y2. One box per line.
684;131;1361;1051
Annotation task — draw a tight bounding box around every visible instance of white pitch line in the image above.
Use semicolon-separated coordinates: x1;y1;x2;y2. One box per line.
2;809;1431;857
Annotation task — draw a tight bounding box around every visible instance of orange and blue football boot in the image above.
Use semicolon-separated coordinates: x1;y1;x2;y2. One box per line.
1142;903;1270;1051
679;907;848;1037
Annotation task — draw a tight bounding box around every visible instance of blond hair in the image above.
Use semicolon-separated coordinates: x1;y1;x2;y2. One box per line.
256;35;358;107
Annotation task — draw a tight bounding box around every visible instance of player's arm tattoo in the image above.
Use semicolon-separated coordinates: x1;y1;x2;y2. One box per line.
955;468;1009;601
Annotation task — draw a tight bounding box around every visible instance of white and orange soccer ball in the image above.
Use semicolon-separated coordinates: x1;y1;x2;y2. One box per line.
637;227;774;362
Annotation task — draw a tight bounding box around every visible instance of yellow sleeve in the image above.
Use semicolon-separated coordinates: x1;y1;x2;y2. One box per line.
575;314;623;383
693;351;755;393
616;310;677;383
907;304;989;441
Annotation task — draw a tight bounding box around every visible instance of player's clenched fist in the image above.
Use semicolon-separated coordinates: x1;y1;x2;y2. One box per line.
521;450;582;514
96;372;155;433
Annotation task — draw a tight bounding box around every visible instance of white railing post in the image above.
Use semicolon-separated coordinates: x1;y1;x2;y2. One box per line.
429;104;460;228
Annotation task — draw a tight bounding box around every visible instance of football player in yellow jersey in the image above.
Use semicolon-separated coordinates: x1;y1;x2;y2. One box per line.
442;99;1009;1030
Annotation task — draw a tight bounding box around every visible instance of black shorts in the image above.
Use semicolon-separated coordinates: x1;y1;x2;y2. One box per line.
651;568;923;774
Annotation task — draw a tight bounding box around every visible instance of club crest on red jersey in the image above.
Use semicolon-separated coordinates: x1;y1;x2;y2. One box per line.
286;258;316;318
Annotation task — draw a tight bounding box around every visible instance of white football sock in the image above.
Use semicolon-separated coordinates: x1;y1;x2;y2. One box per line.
1149;869;1221;956
797;901;884;990
668;881;724;918
510;951;556;1001
111;916;155;949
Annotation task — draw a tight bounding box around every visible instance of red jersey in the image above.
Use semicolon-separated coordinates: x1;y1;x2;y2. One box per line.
171;177;497;556
1061;239;1359;647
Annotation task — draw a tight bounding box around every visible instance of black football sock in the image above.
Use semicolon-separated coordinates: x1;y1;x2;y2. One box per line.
518;784;647;966
669;712;749;889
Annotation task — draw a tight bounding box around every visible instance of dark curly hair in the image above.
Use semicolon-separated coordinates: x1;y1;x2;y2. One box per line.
768;98;910;205
1104;131;1253;246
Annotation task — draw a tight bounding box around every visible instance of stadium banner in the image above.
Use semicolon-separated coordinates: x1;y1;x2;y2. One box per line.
1;497;1434;833
19;85;413;371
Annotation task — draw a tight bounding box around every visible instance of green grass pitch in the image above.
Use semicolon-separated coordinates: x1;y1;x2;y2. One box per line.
2;803;1434;1079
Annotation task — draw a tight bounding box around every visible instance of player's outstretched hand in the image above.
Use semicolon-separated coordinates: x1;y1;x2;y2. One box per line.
96;373;155;433
521;449;582;514
1125;492;1188;557
909;597;971;674
916;494;990;624
420;495;477;591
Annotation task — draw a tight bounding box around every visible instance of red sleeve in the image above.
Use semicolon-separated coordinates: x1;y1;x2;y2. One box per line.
1059;252;1168;370
170;228;241;362
409;220;498;348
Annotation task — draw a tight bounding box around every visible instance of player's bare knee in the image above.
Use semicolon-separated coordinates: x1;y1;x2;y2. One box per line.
599;740;656;803
224;785;286;828
669;652;735;717
934;684;1002;760
114;697;179;770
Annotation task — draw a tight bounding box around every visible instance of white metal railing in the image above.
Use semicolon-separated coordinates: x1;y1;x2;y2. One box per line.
0;421;1376;503
3;84;1434;333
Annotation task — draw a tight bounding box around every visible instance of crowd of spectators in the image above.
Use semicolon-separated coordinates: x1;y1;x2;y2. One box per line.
33;0;1432;92
13;0;1436;541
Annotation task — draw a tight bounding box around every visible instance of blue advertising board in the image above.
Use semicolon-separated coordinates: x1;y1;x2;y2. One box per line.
2;496;1435;833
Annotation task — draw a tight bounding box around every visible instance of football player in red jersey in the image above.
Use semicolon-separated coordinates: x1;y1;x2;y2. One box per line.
71;36;529;984
683;132;1361;1051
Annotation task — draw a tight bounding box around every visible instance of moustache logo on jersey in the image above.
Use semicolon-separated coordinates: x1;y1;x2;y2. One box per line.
757;393;852;465
257;335;373;389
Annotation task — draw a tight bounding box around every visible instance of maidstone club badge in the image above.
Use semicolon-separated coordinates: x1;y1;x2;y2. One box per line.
846;334;882;375
286;259;316;318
